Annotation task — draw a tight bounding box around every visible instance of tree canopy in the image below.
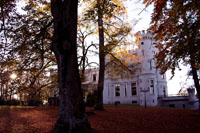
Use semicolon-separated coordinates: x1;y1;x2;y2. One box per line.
143;0;200;109
143;0;200;75
0;0;56;103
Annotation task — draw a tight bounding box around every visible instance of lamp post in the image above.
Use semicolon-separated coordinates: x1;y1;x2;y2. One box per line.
141;88;149;108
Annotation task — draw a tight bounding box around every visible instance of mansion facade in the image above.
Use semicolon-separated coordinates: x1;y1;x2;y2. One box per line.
84;31;168;106
103;31;167;106
83;31;199;109
48;30;199;109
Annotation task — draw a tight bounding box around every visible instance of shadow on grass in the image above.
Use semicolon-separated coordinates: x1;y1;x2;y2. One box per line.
0;106;32;132
0;106;56;133
0;106;12;132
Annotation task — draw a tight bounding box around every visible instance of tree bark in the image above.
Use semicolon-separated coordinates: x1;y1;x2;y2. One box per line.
190;62;200;111
0;82;3;98
80;46;86;82
188;27;200;110
50;0;91;132
95;0;105;110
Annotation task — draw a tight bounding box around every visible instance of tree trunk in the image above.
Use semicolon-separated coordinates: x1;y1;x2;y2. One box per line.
0;82;3;98
190;64;200;111
188;35;200;111
50;0;91;132
80;50;86;82
95;0;105;110
183;13;200;111
5;82;8;100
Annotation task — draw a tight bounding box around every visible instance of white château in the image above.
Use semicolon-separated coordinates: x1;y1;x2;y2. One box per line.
103;30;168;106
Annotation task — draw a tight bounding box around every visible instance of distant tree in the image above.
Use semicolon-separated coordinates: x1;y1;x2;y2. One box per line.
0;0;21;100
143;0;200;110
77;21;97;82
50;0;91;132
0;0;56;102
83;0;133;110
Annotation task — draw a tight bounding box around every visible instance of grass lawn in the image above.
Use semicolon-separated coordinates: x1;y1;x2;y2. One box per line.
0;105;200;133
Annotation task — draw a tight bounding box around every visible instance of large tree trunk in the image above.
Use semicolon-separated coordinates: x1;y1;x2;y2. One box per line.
50;0;91;132
95;0;105;110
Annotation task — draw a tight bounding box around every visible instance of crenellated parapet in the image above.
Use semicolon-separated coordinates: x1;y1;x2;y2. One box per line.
137;30;153;40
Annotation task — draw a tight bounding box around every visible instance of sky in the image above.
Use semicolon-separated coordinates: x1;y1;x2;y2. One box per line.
125;0;194;95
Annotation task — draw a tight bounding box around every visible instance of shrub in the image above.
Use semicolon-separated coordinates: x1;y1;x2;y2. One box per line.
48;97;59;106
86;93;96;107
6;99;20;105
0;98;5;105
28;99;43;106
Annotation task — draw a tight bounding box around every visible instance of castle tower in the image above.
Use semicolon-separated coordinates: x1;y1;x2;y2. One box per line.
136;30;168;106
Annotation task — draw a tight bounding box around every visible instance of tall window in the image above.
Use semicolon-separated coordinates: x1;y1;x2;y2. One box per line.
93;74;96;81
131;83;137;96
107;85;110;97
150;80;154;94
142;50;145;56
149;60;152;70
115;84;120;97
163;86;166;97
124;83;127;96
